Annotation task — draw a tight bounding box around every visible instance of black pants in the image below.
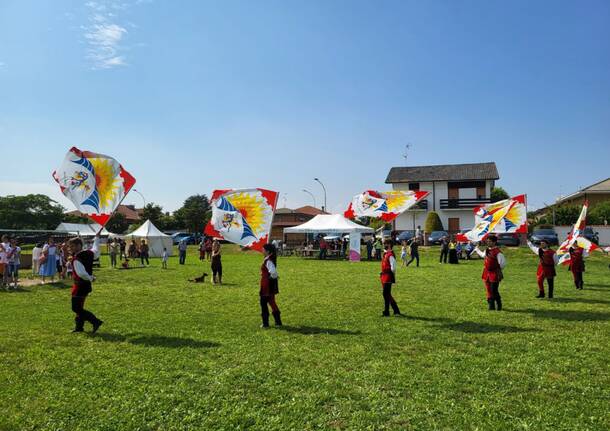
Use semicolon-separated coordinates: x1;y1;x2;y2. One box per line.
485;281;502;310
71;296;100;330
573;271;584;289
319;249;327;259
382;283;400;314
179;250;186;265
140;253;149;266
440;249;448;263
406;253;419;267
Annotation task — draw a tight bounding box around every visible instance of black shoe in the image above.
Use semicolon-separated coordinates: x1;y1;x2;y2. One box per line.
382;310;390;317
72;328;84;333
92;320;103;334
536;293;545;298
495;299;502;311
487;299;495;310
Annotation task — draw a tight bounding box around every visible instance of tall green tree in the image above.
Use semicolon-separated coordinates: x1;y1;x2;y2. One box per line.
0;194;65;230
490;187;510;202
174;194;211;233
141;203;165;226
106;212;130;234
554;205;582;225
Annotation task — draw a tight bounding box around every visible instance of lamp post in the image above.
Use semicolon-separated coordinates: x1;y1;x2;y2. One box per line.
302;189;317;208
133;188;146;208
314;178;326;213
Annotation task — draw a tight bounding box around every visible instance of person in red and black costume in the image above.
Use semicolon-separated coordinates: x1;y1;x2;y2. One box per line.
260;243;282;328
527;239;558;298
569;242;587;290
473;235;506;310
380;238;401;316
68;236;103;333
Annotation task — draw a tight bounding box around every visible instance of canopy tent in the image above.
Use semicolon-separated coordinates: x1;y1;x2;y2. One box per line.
284;214;373;261
56;222;111;236
124;220;173;257
284;214;374;235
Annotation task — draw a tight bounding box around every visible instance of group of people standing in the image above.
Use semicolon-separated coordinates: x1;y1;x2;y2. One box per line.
0;235;21;290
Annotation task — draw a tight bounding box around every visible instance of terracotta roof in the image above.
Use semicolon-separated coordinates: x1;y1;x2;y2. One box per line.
294;206;328;216
386;162;499;183
275;208;295;215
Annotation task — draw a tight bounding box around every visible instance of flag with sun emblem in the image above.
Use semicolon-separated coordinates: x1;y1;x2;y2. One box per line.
457;195;527;243
205;188;279;252
53;147;136;227
556;201;599;265
344;190;429;222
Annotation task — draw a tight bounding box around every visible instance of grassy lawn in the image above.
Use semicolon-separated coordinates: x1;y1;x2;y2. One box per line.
1;245;609;430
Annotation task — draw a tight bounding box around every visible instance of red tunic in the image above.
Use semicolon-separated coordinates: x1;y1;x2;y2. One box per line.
380;250;395;284
260;256;278;296
569;247;585;273
537;249;556;278
482;247;502;282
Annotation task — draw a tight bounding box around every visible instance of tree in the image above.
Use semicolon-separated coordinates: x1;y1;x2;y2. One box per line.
554;205;582;226
106;212;129;234
141;203;164;226
174;194;211;233
424;211;444;233
368;218;390;231
589;201;610;225
0;194;65;230
490;187;510;203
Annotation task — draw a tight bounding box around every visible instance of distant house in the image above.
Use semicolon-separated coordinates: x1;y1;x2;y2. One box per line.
552;178;610;208
271;206;327;243
66;204;141;224
385;162;500;234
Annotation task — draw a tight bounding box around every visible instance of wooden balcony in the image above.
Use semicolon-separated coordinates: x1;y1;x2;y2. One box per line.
440;198;491;209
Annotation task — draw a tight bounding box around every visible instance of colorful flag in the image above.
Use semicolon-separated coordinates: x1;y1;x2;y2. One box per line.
456;195;527;243
344;190;429;222
557;201;599;265
205;188;278;252
53;147;136;227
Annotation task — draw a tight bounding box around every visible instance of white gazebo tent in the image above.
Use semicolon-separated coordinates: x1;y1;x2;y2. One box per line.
283;214;374;261
124;220;173;258
56;222;111;236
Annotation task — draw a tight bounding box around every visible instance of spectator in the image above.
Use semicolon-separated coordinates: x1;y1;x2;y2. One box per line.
139;240;150;266
32;243;43;275
319;237;328;260
204;238;213;261
162;247;169;269
366;238;373;260
374;237;383;260
439;236;449;264
178;240;188;265
8;238;21;289
211;239;222;284
406;238;420;267
39;237;58;283
448;237;459;264
108;239;119;268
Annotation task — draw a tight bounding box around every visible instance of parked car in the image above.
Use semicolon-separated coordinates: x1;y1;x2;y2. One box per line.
397;230;415;243
529;229;559;246
497;232;521;246
172;232;193;245
428;231;449;245
583;227;599;245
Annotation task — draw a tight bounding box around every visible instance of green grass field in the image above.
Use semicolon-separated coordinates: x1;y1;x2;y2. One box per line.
1;246;609;430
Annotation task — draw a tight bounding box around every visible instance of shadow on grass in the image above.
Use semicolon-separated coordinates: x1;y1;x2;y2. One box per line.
277;325;361;336
0;286;32;293
92;332;220;348
550;297;610;306
507;308;610;322
584;284;610;289
401;315;536;334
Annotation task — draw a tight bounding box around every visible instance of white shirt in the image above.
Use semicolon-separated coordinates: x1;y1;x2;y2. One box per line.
527;241;559;265
73;238;100;282
473;246;506;269
32;246;42;260
162;251;169;261
389;255;397;273
1;243;11;264
9;246;21;265
266;259;278;279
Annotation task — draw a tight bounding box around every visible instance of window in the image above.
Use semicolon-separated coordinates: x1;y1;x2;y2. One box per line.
408;183;420;191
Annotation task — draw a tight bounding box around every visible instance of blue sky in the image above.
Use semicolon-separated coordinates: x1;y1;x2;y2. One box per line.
1;0;609;213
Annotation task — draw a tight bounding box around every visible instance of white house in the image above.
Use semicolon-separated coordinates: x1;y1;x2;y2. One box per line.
385;162;500;234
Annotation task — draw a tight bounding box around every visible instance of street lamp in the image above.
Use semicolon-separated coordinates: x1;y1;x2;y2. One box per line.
132;188;146;208
302;189;317;208
314;178;327;213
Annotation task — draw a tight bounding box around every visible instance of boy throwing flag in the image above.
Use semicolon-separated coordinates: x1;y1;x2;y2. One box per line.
68;236;103;333
380;239;401;316
473;235;506;310
527;239;558;298
569;242;586;290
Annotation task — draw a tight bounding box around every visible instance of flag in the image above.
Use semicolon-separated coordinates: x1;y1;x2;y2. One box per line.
557;201;599;265
53;147;136;227
456;195;527;242
205;188;278;252
344;190;429;222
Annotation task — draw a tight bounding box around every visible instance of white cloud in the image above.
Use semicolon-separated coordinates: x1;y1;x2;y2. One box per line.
83;1;132;69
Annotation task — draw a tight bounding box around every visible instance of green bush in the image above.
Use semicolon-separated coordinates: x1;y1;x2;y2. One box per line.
589;201;610;225
425;211;444;233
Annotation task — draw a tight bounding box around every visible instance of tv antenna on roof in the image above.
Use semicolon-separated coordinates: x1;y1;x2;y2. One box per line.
282;193;288;208
403;143;412;165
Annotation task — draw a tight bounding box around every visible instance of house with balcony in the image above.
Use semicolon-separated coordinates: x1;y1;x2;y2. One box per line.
385;162;500;234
